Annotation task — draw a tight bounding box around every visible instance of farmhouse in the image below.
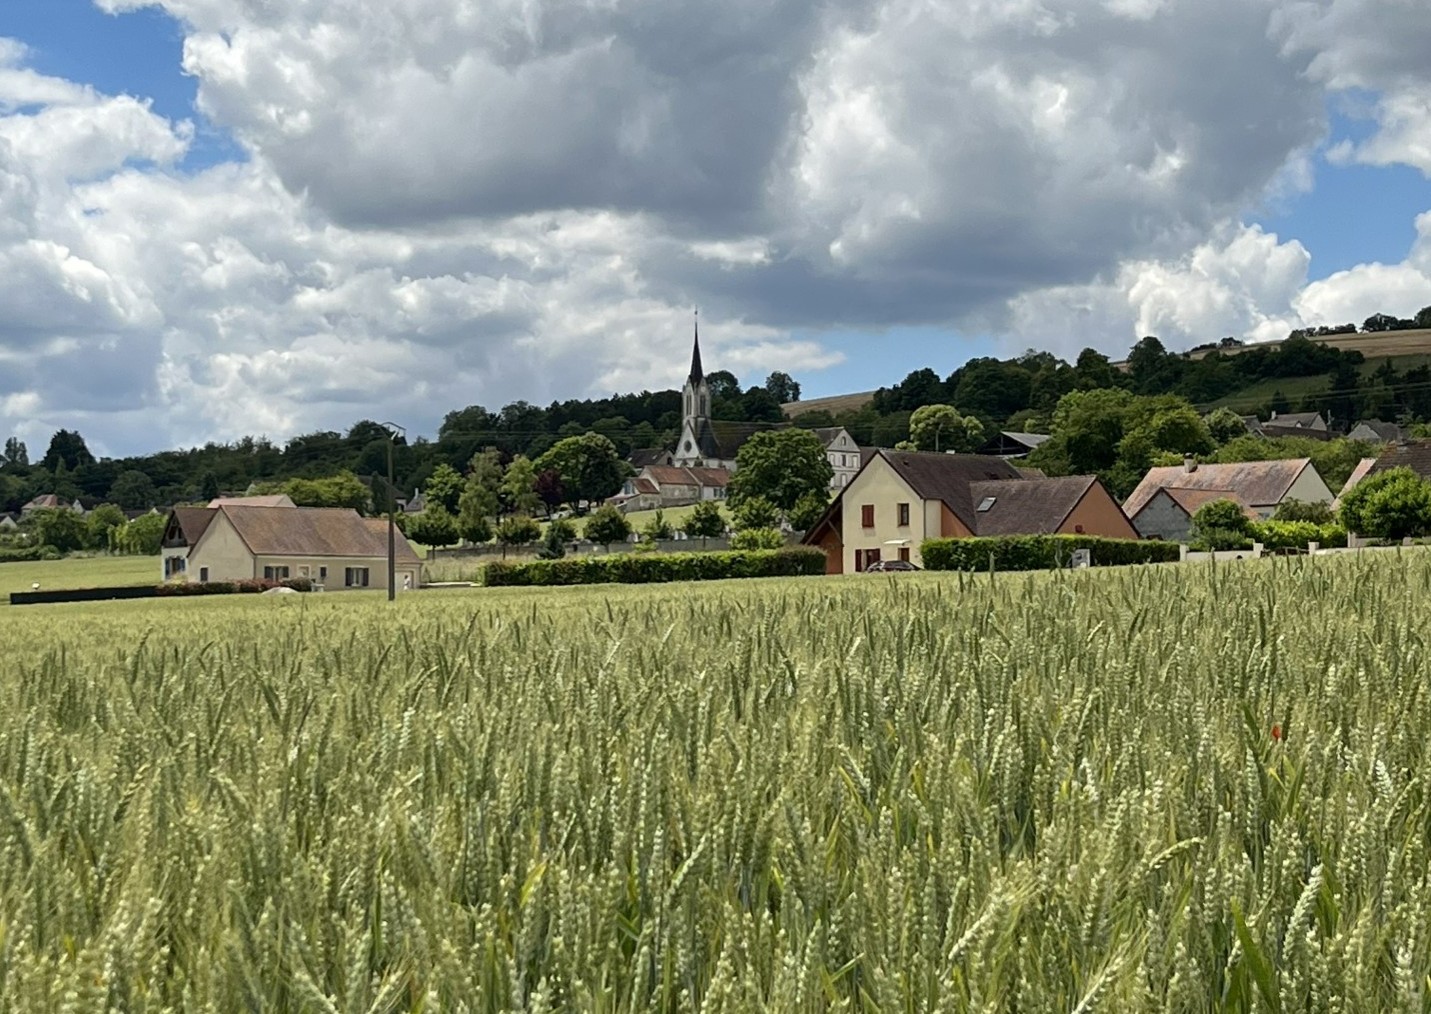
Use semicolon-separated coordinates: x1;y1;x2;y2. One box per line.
1123;457;1333;529
803;449;1136;573
618;465;731;511
1127;487;1260;543
160;502;421;590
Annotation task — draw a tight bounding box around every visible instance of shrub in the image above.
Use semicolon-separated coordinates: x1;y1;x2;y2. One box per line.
1253;520;1348;551
583;504;632;546
681;500;726;542
732;496;780;531
730;527;785;550
153;577;313;597
920;535;1180;572
1189;499;1255;550
641;509;674;543
536;524;567;560
0;545;62;564
483;547;827;587
1271;499;1335;524
1338;467;1431;539
496;514;541;547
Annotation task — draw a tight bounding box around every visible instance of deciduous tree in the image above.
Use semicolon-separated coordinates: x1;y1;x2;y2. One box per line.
582;504;632;547
535;433;627;508
727;430;833;511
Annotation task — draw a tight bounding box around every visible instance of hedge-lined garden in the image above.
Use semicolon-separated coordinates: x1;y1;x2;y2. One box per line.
921;534;1181;572
484;548;827;586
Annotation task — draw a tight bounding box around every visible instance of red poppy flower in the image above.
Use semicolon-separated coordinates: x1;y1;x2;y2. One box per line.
1271;724;1283;742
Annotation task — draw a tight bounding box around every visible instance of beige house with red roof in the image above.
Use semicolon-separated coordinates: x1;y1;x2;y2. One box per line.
160;502;421;590
619;464;731;510
803;449;1136;573
1124;457;1333;541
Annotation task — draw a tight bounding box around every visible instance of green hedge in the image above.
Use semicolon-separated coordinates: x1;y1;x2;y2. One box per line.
1252;520;1348;551
484;547;827;587
155;577;314;597
0;545;62;563
920;535;1181;572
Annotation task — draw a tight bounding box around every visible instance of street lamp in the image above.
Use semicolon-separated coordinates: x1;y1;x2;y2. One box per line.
379;422;406;601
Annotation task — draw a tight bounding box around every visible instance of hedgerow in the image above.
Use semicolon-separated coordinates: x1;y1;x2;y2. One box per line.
920;534;1180;571
484;547;826;586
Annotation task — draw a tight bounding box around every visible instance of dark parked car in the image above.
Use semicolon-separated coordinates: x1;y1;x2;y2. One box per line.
867;560;920;572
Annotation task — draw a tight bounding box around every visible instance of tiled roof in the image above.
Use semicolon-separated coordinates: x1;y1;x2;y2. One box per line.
219;506;412;559
880;450;1025;530
208;494;295;508
632;477;660;494
642;465;730;488
1259;424;1333;442
1338;457;1378;498
1122;459;1311;516
1367;440;1431;480
169;506;218;545
359;519;424;563
683;466;731;487
966;476;1096;535
23;494;65;510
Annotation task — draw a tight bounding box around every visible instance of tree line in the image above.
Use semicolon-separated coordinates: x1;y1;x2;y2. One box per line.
3;307;1429;516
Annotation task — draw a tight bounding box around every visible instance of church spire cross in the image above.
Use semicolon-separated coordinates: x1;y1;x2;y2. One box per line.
689;309;704;385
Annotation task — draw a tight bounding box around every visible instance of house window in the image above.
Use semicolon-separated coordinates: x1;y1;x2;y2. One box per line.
977;497;997;513
897;502;910;526
861;504;875;528
855;548;882;572
319;566;327;582
199;567;208;582
263;565;290;580
345;567;370;588
899;547;911;562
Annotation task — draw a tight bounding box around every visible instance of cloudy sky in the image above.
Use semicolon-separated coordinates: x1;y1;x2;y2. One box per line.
2;0;1430;456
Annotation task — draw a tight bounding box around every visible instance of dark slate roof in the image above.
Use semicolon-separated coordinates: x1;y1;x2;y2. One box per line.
692;419;770;460
629;447;673;468
1268;411;1325;428
1352;419;1406;442
1258;424;1333;442
1368;440;1431;481
966;476;1096;535
689;321;704;385
880;450;1025;531
1123;458;1312;516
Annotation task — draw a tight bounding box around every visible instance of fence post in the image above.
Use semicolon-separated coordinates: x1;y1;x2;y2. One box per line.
1178;544;1189;562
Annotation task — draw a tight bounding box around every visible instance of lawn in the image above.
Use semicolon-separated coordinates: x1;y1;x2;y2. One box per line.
0;553;159;598
3;556;1430;1006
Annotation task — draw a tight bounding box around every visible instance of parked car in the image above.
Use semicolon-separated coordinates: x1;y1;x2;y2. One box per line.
867;560;920;572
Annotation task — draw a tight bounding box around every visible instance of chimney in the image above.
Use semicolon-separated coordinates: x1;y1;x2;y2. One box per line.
1183;455;1197;473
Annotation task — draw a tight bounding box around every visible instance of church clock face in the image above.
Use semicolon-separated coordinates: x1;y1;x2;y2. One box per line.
683;440;693;453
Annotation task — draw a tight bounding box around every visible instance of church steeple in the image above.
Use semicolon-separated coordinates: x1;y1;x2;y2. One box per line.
688;310;704;385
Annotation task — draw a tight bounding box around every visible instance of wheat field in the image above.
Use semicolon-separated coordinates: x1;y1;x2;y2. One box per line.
2;558;1430;1011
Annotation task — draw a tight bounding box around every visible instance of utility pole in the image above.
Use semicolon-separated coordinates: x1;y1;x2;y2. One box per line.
380;422;405;601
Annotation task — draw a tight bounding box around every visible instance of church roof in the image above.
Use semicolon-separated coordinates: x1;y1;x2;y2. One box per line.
691;419;771;460
689;318;704;385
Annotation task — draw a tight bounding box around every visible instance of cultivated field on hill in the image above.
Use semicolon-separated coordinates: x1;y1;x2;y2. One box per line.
3;560;1431;1008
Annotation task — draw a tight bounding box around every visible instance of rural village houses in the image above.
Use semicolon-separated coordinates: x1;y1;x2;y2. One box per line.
160;496;422;590
802;449;1137;573
1122;457;1334;542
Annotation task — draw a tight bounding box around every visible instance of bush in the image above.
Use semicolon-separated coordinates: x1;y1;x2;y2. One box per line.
0;545;62;564
496;514;541;546
920;535;1180;572
583;504;632;546
1271;499;1335;524
154;577;313;597
1338;467;1431;539
483;547;827;587
729;527;785;550
1253;520;1347;551
641;509;674;543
